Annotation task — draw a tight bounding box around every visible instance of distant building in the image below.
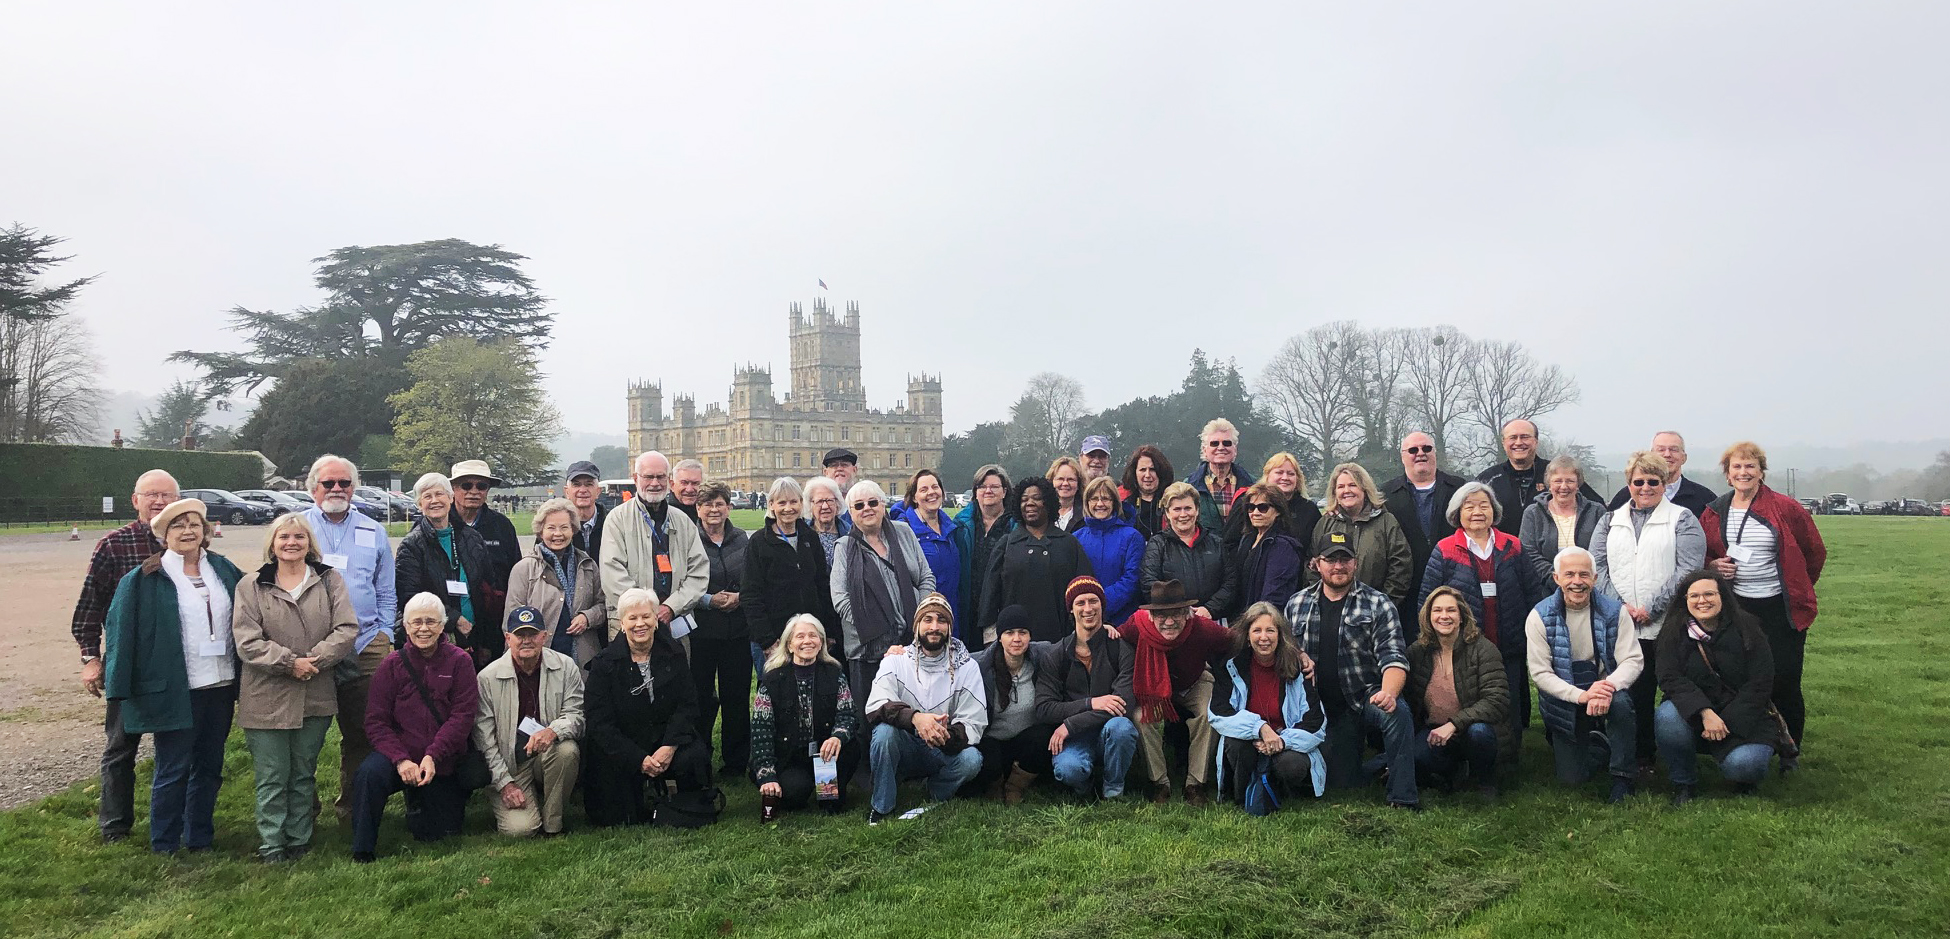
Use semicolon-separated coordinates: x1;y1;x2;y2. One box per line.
626;298;944;496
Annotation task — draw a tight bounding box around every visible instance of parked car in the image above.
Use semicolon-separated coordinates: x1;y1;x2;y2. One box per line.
357;486;415;522
282;489;388;523
237;489;310;517
1939;501;1950;517
1896;498;1936;517
181;488;276;526
1798;498;1822;515
1823;493;1861;516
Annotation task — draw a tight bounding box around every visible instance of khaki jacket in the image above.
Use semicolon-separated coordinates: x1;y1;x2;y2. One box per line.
505;543;607;651
472;647;585;791
598;499;709;623
232;561;359;731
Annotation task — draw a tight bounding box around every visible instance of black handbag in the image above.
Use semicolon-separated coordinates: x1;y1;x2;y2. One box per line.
652;786;725;829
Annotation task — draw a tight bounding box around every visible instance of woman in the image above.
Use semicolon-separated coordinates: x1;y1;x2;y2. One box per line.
1073;476;1146;626
751;614;861;816
584;588;710;826
1518;455;1608;587
1224;452;1322;556
1046;456;1087;533
1310;463;1413;607
232;513;358;862
1207;602;1328;809
745;476;841;672
1406;587;1511;799
1232;482;1305;611
394;473;498;668
804;475;847;567
830;480;935;698
350;592;480;862
955;464;1015;641
103;498;245;855
1118;445;1175;540
1656;571;1784;804
1139;481;1238;622
692;482;752;777
506;497;606;666
979;476;1096;643
1700;441;1825;758
1416;481;1536;741
1594;450;1706;771
965;606;1056;804
895;469;964;624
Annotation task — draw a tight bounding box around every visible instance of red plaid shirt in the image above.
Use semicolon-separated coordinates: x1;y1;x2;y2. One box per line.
70;520;161;658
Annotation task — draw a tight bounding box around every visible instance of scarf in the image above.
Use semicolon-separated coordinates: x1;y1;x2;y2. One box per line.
1131;612;1191;724
161;549;235;686
538;543;578;652
1687;617;1713;642
842;526;918;657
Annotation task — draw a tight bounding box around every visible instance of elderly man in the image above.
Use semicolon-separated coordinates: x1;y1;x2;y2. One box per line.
1115;580;1230;806
671;459;705;524
1606;431;1717;517
1381;431;1467;624
1527;546;1642;803
474;606;584;836
69;468;177;842
600;451;709;636
1079;436;1113;482
450;460;522;587
1186;418;1254;532
1478;419;1602;537
822;448;859;498
1284;536;1418;809
1035;577;1139;800
300;454;398;820
564;460;607;563
863;594;987;825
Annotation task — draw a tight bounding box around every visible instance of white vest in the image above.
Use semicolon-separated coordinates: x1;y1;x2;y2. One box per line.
1603;500;1682;638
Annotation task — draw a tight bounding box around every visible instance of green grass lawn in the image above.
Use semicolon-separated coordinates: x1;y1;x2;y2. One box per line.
6;517;1946;938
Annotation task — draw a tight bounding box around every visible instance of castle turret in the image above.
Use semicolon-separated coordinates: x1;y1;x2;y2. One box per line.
731;363;774;415
906;373;942;417
789;298;867;411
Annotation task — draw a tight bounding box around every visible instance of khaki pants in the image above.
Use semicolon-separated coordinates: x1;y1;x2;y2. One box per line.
1137;672;1215;787
491;740;581;836
333;640;393;817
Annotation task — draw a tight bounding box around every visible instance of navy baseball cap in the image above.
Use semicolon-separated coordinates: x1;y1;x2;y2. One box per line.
507;606;546;633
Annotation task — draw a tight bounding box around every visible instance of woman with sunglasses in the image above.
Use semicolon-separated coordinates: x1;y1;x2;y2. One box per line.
830;480;935;699
1223;452;1321;558
395;473;500;669
1233;482;1306;611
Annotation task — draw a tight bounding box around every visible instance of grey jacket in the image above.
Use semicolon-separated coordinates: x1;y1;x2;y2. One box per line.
232;562;360;731
829;520;935;661
506;543;608;665
1517;492;1608;587
472;647;585;792
599;498;710;624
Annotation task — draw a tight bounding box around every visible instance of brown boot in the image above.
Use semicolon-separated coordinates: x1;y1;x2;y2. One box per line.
1184;783;1210;808
1150;781;1172;806
1002;767;1037;806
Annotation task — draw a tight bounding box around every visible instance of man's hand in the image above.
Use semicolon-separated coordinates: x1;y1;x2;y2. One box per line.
911;712;948;747
499;782;527;809
456;617;474;636
714;591;741;611
657;605;675;625
1089;695;1127;716
1191;606;1213;622
81;658;105;697
525;727;558;755
1369;689;1398;713
1298;652;1315;682
1048;723;1070;756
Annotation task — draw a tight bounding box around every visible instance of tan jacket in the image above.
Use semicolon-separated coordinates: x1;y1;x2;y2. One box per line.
599;498;709;623
232;561;359;731
472;647;585;791
506;543;607;662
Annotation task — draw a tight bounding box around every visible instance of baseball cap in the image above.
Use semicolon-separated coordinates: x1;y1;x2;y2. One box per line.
507;606;546;633
1079;435;1111;456
564;460;600;483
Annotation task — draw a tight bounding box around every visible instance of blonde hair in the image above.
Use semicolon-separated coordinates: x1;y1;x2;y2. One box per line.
261;513;321;565
1082;475;1121;514
530;497;576;537
1261;451;1309;498
1160;480;1200;509
1719;441;1768;476
1624;450;1672;482
765;614;840;672
1200;418;1238;444
1326;462;1384;512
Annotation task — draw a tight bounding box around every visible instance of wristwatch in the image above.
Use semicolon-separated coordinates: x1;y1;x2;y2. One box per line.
82;654;100;665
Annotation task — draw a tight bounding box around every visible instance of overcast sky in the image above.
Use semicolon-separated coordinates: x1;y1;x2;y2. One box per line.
6;2;1944;458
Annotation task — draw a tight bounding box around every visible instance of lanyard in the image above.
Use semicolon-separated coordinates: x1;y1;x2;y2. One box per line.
319;514;353;557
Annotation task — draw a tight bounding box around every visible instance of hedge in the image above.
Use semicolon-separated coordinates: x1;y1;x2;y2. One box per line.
0;443;268;523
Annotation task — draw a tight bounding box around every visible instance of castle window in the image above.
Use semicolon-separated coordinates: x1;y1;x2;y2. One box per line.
792;425;801;441
904;453;912;468
793;453;802;468
841;427;851;442
905;430;913;444
872;429;882;444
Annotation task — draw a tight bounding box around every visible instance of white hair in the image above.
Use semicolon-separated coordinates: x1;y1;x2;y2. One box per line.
413;472;452;502
402;591;447;622
1445;480;1504;526
673;458;704;477
764;613;839;672
1552;545;1596;574
847;479;887;512
306;454;361;492
531;497;576;536
134;468;179;492
616;587;659;617
768;476;803;503
804;475;842;502
1200;418;1238;444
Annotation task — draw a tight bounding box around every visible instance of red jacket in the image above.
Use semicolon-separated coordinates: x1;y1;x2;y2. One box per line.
1701;485;1826;631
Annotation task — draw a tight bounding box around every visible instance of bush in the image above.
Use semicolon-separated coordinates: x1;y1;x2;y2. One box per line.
0;442;265;522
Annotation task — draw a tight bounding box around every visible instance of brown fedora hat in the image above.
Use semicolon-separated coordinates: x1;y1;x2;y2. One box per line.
1140;579;1198;612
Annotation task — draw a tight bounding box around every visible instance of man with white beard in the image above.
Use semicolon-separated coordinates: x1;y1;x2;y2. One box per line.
600;451;710;636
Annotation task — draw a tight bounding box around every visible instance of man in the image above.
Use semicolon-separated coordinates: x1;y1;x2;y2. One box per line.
300;454;398;820
474;606;584;837
1186;418;1254;531
1283;536;1418;809
69;468;177;842
822;448;858;498
670;459;705;524
1606;431;1717;517
1477;419;1601;537
1116;580;1230;806
1079;435;1112;482
863;594;987;825
564;460;607;563
1034;577;1139;800
600;451;710;634
1380;431;1467;624
451;460;522;586
1527;546;1642;803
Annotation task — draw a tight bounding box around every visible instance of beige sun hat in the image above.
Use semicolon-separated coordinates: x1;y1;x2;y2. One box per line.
448;460;504;486
150;498;210;539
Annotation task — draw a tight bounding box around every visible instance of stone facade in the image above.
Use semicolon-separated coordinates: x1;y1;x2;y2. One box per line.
626;298;944;497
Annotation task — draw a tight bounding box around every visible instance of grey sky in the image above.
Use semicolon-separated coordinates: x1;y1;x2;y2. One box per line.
6;2;1944;457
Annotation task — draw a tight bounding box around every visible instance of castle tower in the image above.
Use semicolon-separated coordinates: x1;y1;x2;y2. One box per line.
671;393;696;425
906;373;942;417
731;364;774;415
626;381;664;455
789;298;867;411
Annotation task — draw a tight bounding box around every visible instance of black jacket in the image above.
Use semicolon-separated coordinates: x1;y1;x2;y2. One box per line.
459;505;522;589
394;519;500;660
1477;460;1602;538
1220;490;1321;561
1033;630;1135;736
980;526;1095;643
1140;529;1239;619
694;523;750;641
1607;476;1719;518
744;520;841;651
584;632;699;771
1381;470;1467;610
573;507;608;565
1657;618;1778;761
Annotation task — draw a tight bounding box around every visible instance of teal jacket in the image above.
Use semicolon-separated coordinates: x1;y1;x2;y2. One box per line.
103;551;245;734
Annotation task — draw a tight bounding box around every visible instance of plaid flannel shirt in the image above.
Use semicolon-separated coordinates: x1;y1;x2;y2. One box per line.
70;520;161;659
1283;580;1407;705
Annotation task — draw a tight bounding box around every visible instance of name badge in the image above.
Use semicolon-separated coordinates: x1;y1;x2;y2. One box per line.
322;553;350;570
195;636;230;657
446;579;467;596
656;554;673;574
1479;582;1498;598
1727;544;1759;564
354;528;377;548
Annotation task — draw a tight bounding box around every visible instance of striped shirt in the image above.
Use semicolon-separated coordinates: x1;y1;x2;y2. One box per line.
1726;508;1783;598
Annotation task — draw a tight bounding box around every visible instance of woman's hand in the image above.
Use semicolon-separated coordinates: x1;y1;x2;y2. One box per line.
819;736;843;763
645;745;676;776
1299;652;1315;681
1257;724;1285;754
396;759;422;786
1700;709;1729;742
1708;557;1738;578
1626;605;1650;626
759;781;782;798
566;613;588;636
291;657;319;680
456;616;474;636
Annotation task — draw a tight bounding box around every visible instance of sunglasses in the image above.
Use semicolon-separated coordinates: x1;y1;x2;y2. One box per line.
1247;503;1275;513
318;479;354;490
1631;479;1664;488
1403;445;1433;455
1207;440;1235;449
455;481;491;491
852;499;881;511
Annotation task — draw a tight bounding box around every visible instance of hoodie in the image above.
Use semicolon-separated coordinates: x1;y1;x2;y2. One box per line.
865;638;990;749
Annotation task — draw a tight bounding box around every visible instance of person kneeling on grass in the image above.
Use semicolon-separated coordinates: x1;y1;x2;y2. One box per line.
1407;587;1512;800
473;606;584;837
863;594;988;825
1656;571;1786;806
963;605;1058;804
1034;577;1139;801
583;587;711;826
752;614;861;818
1118;578;1231;807
351;592;481;863
1526;546;1643;805
1209;602;1327;811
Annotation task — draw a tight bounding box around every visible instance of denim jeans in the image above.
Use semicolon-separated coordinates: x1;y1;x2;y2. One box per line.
1326;700;1418;806
1414;720;1499;787
1050;716;1138;798
1549;688;1636;786
749;641;768;679
149;685;236;853
869;723;984;814
1653;701;1773;787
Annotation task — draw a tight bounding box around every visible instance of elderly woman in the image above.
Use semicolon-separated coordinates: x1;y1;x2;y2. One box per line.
751;614;861;817
1594;450;1707;773
507;498;606;667
1224;452;1322;556
745;476;841;673
1310;463;1414;607
1700;441;1825;757
1519;455;1608;587
103;498;245;855
1140;481;1239;622
1208;602;1328;810
692;482;752;777
350;592;480;862
1118;445;1175;540
830;479;935;699
232;513;358;862
1656;571;1785;804
395;473;498;668
955;464;1015;638
1047;456;1088;533
1407;587;1511;799
584;587;709;826
1416;480;1536;741
803;475;848;566
1232;482;1306;611
1074;476;1146;626
895;469;964;624
980;476;1095;643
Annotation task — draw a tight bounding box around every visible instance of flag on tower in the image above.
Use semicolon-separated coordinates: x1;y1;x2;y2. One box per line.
818;279;827;290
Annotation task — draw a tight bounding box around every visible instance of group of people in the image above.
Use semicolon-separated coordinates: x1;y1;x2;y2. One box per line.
71;417;1825;857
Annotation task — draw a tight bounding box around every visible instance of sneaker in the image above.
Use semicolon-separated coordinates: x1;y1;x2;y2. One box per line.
866;809;890;827
1670;784;1695;808
1606;778;1635;804
255;849;287;864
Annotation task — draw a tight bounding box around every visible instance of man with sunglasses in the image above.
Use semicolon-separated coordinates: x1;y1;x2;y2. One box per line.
1381;432;1467;625
599;451;710;644
1185;418;1252;534
1477;419;1602;538
450;460;522;589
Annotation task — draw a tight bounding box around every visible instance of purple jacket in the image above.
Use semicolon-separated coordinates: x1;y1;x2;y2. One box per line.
1236;530;1306;612
365;640;479;775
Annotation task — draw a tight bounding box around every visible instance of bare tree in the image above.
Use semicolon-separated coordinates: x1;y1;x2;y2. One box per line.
1343;326;1412;460
1258;322;1361;474
2;315;102;442
1461;339;1579;464
1004;372;1087;470
1398;325;1480;466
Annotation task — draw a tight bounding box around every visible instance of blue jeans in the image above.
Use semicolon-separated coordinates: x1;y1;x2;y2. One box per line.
1549;688;1636;786
1051;716;1138;798
1654;700;1773;787
1414;721;1499;787
869;723;984;814
1328;701;1418;805
750;641;768;679
149;685;235;853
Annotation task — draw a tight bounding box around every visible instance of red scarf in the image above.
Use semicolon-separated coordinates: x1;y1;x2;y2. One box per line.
1131;610;1191;724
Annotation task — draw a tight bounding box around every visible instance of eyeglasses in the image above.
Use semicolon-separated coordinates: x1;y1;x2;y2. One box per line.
455;481;491;491
1206;440;1235;449
1247;503;1275;513
636;474;668;483
135;490;178;500
318;479;354;490
1631;478;1664;488
852;499;881;511
1402;445;1433;455
977;484;1007;493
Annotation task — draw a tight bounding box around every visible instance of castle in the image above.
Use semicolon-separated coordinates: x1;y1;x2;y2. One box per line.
626;298;945;497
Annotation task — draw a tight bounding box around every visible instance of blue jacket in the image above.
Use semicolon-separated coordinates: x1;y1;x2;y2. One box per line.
103;551;246;734
1208;653;1328;799
891;503;964;625
1073;514;1146;626
954;503;1015;637
1531;590;1626;740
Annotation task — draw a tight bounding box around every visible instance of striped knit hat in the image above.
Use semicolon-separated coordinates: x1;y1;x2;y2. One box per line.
1065;575;1106;608
914;592;955;626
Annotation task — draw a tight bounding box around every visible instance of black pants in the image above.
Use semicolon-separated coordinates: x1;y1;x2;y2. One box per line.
1634;637;1660;765
98;698;143;839
1741;593;1806;744
350;751;471;855
587;739;711;827
765;740;863;810
689;633;753;773
966;723;1057;793
1218;737;1315;803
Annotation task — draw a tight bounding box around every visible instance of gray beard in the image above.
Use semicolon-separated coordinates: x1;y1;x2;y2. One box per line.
319;496;352;515
640;490;667;504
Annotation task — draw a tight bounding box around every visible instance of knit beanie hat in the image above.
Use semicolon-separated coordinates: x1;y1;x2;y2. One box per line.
1065;575;1106;608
